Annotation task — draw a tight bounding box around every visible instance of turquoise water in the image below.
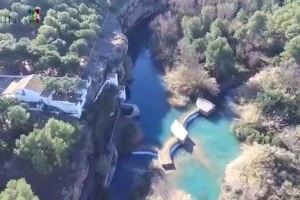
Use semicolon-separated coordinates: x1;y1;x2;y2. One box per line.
171;113;240;200
110;26;240;200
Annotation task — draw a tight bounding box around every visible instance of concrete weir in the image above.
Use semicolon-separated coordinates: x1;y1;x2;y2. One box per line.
132;98;216;171
160;98;215;171
158;106;200;171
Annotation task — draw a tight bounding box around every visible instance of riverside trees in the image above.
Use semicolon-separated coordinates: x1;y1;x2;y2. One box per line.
234;64;300;145
151;1;300;111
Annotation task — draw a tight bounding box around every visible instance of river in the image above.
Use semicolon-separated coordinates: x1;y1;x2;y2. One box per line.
109;23;240;200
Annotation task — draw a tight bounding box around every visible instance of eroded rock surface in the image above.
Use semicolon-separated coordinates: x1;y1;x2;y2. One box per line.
84;12;128;99
117;0;167;31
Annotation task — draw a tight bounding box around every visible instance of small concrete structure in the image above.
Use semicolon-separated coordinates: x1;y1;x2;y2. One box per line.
159;137;180;170
118;85;126;102
170;120;188;143
159;98;215;171
196;98;216;116
121;102;140;118
132;98;215;172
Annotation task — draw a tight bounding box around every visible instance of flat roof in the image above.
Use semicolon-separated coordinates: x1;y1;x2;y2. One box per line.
2;75;43;95
0;76;21;94
196;98;215;113
171;120;188;141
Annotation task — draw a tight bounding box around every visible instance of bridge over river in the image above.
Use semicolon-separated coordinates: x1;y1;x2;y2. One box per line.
132;98;215;171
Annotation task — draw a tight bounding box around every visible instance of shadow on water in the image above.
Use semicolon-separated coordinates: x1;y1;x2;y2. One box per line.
109;21;240;200
109;22;172;199
126;22;171;146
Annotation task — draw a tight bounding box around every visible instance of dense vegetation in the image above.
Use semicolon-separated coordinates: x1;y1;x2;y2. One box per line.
233;62;300;146
150;0;300;146
150;2;300;198
0;0;109;199
0;97;22;130
0;178;39;200
150;0;300;107
15;118;80;174
0;0;106;75
0;98;31;158
221;144;300;200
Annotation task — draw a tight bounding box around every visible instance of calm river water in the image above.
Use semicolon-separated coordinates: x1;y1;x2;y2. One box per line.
109;24;240;200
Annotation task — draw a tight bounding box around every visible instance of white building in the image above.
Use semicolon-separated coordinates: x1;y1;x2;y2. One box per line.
196;98;216;116
1;75;91;118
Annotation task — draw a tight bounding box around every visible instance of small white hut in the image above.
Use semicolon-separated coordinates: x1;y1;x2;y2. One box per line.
196;98;216;116
171;120;188;143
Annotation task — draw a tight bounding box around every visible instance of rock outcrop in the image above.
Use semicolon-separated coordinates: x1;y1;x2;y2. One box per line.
116;0;167;32
85;11;128;100
220;144;300;200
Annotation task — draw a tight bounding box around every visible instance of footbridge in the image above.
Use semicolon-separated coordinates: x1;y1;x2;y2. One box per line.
132;98;216;171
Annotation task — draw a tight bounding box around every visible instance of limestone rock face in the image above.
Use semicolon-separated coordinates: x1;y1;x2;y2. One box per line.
220;144;300;200
117;0;167;31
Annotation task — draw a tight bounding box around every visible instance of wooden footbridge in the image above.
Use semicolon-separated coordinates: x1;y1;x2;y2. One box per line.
132;98;216;171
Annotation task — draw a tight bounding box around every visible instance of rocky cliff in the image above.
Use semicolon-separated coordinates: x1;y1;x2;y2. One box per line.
86;0;167;98
83;1;166;196
84;11;128;100
86;0;167;97
220;144;300;200
114;0;167;32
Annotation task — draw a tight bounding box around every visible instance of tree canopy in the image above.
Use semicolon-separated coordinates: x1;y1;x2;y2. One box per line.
205;37;235;79
0;178;39;200
14;118;80;174
0;97;18;130
0;0;104;75
7;105;30;130
285;36;300;64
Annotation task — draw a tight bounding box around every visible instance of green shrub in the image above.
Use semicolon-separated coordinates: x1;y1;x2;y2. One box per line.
7;105;30;130
14;118;79;174
271;136;284;147
234;123;260;142
259;90;299;123
0;178;39;200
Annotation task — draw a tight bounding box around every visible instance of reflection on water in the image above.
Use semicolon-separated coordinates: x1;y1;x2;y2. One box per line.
109;23;240;200
168;112;240;200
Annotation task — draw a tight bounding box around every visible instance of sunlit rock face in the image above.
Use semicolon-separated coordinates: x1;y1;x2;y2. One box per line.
220;144;300;200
